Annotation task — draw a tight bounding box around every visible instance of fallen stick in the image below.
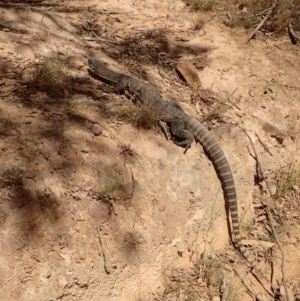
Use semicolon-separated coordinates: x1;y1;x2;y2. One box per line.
288;20;300;44
83;36;120;44
247;3;277;43
241;128;292;301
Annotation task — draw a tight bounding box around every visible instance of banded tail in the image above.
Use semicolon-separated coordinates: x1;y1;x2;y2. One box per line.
186;116;256;267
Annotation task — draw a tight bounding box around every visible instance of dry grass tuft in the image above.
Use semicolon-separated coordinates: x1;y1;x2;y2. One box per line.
275;161;300;199
0;59;10;74
0;117;20;136
193;17;205;30
117;103;160;130
32;60;64;94
247;0;300;34
186;0;216;12
272;159;300;239
161;256;225;300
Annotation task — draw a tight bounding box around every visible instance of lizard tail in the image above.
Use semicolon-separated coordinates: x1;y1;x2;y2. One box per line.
186;117;256;267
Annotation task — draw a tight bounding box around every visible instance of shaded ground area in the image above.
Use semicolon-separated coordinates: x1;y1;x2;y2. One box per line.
0;1;300;301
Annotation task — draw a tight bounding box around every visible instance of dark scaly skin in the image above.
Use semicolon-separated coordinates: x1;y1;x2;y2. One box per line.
87;58;267;277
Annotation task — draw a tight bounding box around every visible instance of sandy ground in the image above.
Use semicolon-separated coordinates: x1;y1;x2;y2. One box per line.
0;1;300;301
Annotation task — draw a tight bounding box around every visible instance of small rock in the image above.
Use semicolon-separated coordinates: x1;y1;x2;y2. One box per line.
249;89;255;97
242;239;259;246
262;122;286;144
23;169;37;179
58;48;68;56
79;250;85;260
90;123;102;136
3;28;10;32
74;60;85;69
234;109;243;117
178;36;190;42
45;270;52;278
52;245;60;252
176;61;201;88
88;200;112;222
16;44;36;61
259;241;275;249
68;56;85;69
58;275;67;289
224;264;233;272
102;129;111;138
74;222;82;232
256;292;269;301
23;251;32;260
85;257;93;265
256;215;266;222
11;289;22;299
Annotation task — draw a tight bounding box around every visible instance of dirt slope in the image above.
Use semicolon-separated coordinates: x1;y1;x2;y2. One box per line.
0;1;300;301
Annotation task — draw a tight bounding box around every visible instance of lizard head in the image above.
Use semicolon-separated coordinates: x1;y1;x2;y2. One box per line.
88;59;97;73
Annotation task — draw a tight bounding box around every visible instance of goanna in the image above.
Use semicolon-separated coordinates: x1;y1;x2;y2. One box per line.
88;58;260;273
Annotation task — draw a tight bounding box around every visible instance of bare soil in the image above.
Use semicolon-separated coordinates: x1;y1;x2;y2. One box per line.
0;1;300;301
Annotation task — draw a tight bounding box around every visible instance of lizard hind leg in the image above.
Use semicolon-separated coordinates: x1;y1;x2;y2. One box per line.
169;120;194;153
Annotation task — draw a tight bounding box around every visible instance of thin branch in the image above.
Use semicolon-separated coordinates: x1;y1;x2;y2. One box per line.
0;87;18;97
288;20;300;44
83;36;120;44
0;73;17;78
98;227;110;274
255;132;273;156
233;267;256;300
241;128;291;301
247;3;277;43
123;166;135;201
221;270;227;301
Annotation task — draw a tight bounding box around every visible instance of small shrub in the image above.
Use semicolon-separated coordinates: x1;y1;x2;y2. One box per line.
243;15;254;29
0;117;20;135
193;17;205;30
225;15;240;28
117;104;159;130
32;60;64;94
187;0;215;12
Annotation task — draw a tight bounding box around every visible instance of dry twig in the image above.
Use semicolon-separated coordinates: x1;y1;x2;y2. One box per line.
288;20;300;44
221;270;227;301
241;128;291;301
233;267;255;299
247;3;277;43
98;227;110;274
83;36;121;45
255;132;273;156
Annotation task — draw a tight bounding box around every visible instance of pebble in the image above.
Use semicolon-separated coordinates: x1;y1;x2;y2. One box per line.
258;241;275;249
58;48;68;56
11;289;22;299
90;123;102;136
73;60;84;69
79;250;85;260
256;292;269;301
249;89;255;97
88;200;112;222
23;169;37;179
16;44;36;61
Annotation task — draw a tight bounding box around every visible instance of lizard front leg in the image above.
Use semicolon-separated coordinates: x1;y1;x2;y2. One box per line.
169;119;194;153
